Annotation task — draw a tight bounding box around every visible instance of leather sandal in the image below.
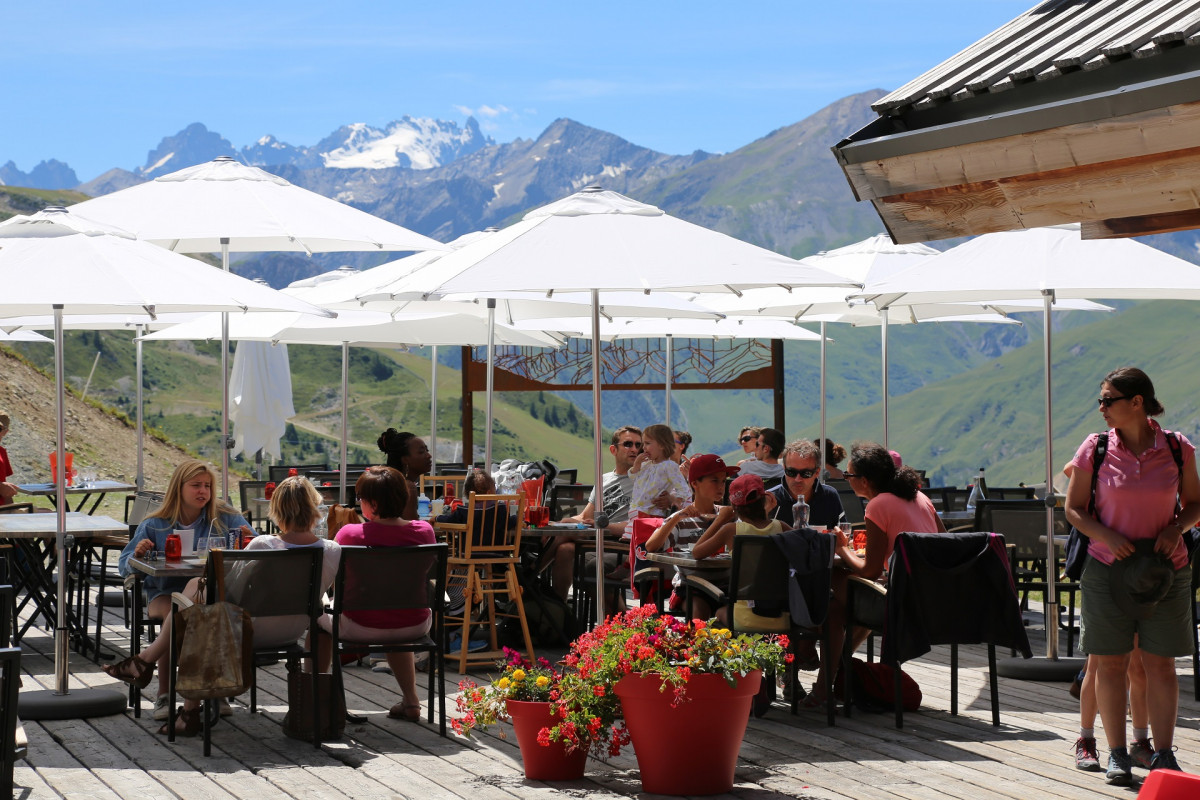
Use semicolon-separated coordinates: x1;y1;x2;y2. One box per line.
157;705;202;737
388;702;422;721
103;654;155;690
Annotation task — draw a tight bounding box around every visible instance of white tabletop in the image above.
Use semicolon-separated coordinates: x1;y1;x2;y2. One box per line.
0;512;127;538
16;480;136;496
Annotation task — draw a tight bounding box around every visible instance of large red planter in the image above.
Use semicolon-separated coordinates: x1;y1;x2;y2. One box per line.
615;670;761;795
505;699;588;781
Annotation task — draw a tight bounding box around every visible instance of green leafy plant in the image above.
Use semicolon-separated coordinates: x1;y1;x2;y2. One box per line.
452;648;562;740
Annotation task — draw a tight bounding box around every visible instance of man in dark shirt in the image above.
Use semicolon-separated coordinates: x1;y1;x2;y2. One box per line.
768;439;845;529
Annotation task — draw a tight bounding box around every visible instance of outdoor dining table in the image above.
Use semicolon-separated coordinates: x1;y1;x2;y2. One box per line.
126;555;206;717
0;512;126;657
939;510;976;529
644;549;733;571
16;480;136;514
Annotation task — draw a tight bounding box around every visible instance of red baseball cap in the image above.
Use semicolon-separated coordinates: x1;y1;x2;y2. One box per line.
688;454;739;483
728;474;766;506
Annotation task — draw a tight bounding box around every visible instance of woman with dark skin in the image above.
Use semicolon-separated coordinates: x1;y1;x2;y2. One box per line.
378;428;434;520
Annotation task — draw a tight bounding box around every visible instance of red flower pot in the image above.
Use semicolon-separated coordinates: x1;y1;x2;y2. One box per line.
615;670;761;795
505;699;588;781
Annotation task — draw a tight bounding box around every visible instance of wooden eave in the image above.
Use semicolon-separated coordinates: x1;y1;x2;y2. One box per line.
835;66;1200;242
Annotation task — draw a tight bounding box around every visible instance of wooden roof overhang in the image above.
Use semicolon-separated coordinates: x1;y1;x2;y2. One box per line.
833;2;1200;242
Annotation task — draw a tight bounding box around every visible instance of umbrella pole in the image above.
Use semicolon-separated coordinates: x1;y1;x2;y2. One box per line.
485;299;496;471
591;289;605;624
820;322;827;476
340;341;349;506
136;323;145;492
881;313;889;449
664;334;673;427
430;345;439;472
221;237;231;503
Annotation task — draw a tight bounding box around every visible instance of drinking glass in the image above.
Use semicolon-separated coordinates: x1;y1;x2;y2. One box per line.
207;535;226;559
195;536;210;563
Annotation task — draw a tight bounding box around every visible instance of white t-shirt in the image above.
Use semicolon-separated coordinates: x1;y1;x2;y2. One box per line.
588;470;634;524
233;535;341;647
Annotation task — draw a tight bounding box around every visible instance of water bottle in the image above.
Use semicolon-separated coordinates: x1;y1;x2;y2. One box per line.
966;467;987;511
792;495;810;529
417;492;431;519
314;504;329;538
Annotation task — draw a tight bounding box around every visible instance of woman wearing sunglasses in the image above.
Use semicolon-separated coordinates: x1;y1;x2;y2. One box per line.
768;439;844;529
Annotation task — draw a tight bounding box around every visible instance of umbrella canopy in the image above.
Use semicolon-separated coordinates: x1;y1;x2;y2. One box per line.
853;223;1200;664
71;156;445;254
229;341;295;460
0;328;51;342
0;207;340;707
517;316;823;342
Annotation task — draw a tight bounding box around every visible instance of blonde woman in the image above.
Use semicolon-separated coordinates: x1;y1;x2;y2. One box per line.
112;460;252;721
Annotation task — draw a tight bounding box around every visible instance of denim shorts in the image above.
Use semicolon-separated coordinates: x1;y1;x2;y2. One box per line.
1079;555;1193;658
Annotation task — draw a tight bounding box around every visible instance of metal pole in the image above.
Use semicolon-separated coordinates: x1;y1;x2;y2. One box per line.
430;344;439;473
484;299;496;471
136;324;145;492
220;237;231;503
340;341;349;507
592;289;605;624
1043;290;1060;658
53;305;69;694
664;334;673;427
881;312;889;449
819;321;827;476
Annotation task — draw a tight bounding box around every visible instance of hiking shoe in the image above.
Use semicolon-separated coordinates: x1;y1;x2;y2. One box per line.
1105;748;1133;785
1150;748;1182;771
1130;738;1154;769
1074;737;1101;771
152;694;170;721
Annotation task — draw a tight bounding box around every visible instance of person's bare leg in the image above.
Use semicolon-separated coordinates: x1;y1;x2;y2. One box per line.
309;628;332;674
551;540;576;601
1140;651;1179;750
810;570;848;700
1079;655;1097;729
1094;653;1132;750
386;653;421;719
145;595;173;697
1127;646;1149;732
690;594;713;621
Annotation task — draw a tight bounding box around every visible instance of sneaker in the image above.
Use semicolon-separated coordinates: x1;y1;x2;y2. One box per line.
1130;738;1154;769
1074;737;1101;771
1150;748;1182;771
152;694;170;721
1105;748;1133;785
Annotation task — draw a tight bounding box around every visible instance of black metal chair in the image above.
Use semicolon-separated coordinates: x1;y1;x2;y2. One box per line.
547;483;593;522
238;480;273;533
941;487;973;512
991;486;1037;500
554;468;578;485
0;644;21;799
329;544;448;735
826;479;865;525
268;464;329;483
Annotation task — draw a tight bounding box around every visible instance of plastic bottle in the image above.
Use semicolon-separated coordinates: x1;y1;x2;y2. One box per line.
264;481;276;499
287;468;298;478
417;492;431;519
314;504;329;538
966;467;987;511
444;481;456;503
165;532;182;561
792;494;810;529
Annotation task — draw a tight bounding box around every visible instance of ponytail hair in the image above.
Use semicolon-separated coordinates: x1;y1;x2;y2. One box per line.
849;441;920;501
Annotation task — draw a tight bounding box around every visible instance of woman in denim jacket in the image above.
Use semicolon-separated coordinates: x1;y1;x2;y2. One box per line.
112;460;252;720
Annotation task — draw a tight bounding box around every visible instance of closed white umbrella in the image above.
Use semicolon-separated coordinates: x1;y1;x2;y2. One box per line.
229;341;295;461
856;223;1200;670
0;206;334;718
71;156;444;499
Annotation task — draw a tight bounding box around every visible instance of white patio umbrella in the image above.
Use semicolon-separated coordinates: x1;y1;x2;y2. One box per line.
0;206;334;718
856;223;1200;670
71;156;445;499
229;340;295;462
348;186;858;621
0;328;52;342
516;316;823;426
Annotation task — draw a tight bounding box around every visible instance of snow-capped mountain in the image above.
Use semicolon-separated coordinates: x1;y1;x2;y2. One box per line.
309;117;490;170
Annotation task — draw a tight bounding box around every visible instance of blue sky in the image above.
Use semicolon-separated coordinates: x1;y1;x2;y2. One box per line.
2;1;1034;182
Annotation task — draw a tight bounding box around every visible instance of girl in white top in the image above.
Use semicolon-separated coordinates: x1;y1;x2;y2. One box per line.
628;423;692;519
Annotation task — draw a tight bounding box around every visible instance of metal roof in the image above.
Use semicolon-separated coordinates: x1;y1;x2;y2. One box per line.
875;0;1200;115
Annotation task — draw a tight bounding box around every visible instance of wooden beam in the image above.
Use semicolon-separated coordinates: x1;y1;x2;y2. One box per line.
1081;208;1200;239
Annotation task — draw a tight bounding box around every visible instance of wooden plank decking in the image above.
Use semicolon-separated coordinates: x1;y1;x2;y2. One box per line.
9;598;1199;799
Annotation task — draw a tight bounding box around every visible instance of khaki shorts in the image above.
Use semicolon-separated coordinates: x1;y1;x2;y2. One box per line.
1079;555;1193;658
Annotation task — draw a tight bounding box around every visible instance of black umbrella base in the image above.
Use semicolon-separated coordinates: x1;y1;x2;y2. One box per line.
19;687;127;720
996;655;1085;682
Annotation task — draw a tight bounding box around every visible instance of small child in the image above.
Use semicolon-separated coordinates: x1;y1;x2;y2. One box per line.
628;423;693;519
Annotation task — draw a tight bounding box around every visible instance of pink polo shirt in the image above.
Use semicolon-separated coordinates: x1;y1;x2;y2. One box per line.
1069;421;1192;569
864;490;941;563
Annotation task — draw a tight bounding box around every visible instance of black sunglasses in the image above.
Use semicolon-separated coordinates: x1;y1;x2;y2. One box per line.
842;472;859;479
739;435;755;443
784;467;817;479
620;441;644;450
1097;395;1129;408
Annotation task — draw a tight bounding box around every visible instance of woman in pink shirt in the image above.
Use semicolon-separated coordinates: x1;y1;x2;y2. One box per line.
1066;367;1200;780
316;465;436;722
804;442;944;707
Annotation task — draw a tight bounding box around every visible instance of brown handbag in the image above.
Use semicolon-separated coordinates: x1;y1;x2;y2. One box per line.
174;550;254;701
282;667;346;741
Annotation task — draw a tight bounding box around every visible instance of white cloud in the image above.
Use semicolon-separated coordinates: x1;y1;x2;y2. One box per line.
453;104;518;122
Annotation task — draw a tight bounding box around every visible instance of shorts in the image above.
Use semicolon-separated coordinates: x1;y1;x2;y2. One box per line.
1079;555;1193;658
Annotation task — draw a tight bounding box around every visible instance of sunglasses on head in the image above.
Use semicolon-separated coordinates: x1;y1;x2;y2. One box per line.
620;441;644;450
739;435;755;443
1097;395;1129;408
784;467;817;479
842;472;859;479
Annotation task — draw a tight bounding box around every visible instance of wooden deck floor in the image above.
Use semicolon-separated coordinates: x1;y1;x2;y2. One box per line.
10;599;1200;800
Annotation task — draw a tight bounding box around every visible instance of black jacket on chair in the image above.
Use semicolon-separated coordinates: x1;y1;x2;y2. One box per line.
883;531;1031;665
770;528;834;628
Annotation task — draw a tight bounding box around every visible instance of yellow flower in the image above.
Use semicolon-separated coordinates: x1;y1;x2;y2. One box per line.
723;649;734;659
512;669;526;682
535;675;550;688
497;677;511;689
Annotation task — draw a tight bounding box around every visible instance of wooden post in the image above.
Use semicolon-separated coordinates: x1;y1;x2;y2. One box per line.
772;339;786;433
461;346;473;466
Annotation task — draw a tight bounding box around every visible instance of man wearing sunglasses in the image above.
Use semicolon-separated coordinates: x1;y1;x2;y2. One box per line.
769;439;845;529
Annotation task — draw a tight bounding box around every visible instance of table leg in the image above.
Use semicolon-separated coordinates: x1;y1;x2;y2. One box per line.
131;575;144;718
